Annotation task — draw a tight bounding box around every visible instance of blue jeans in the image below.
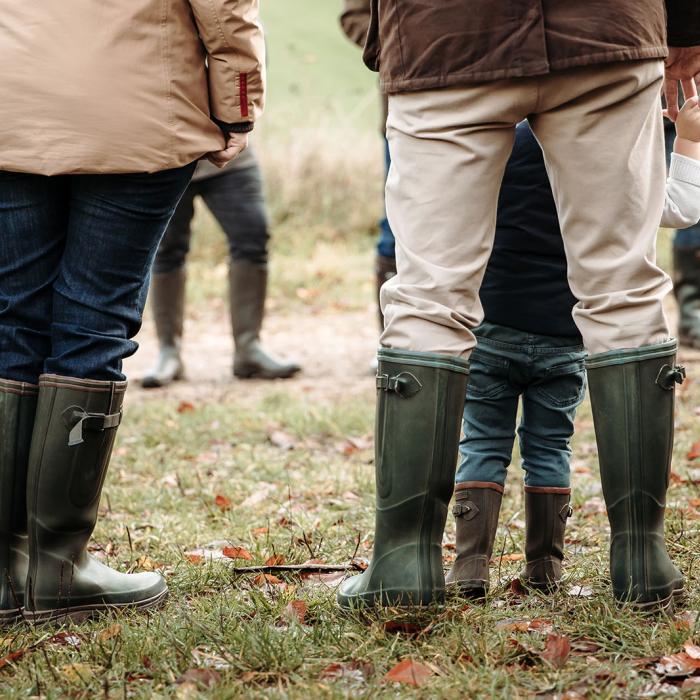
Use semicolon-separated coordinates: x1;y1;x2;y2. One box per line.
665;121;700;248
456;322;586;488
377;137;396;259
0;164;196;383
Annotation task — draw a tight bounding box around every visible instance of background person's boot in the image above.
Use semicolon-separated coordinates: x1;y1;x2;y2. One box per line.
141;268;186;388
587;340;685;610
673;246;700;349
375;254;397;330
445;482;503;598
229;260;301;379
25;376;168;623
337;348;469;608
520;487;572;593
0;380;38;624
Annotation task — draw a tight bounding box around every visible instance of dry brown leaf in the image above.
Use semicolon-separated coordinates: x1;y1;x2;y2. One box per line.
136;555;157;571
251;527;269;537
177;668;221;687
683;677;700;687
214;494;232;511
495;553;525;563
685;642;700;660
253;573;283;586
654;652;700;677
48;631;82;648
320;661;373;683
688;440;700;461
60;663;103;684
383;659;434;687
177;401;196;414
265;555;285;566
540;634;571;669
284;600;308;624
97;624;122;643
184;553;204;565
496;619;531;632
223;546;253;561
568;585;594;597
383;620;428;635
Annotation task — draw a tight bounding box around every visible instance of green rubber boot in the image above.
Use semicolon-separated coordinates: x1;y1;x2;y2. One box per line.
337;348;469;608
25;376;168;623
587;340;685;610
0;380;38;625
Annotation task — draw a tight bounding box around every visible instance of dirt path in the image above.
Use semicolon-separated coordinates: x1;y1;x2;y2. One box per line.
124;305;380;405
124;301;700;406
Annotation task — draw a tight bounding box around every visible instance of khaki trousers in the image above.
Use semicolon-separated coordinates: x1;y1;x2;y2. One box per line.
381;60;671;357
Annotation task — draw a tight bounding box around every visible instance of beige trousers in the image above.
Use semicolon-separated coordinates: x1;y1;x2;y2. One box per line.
381;60;671;357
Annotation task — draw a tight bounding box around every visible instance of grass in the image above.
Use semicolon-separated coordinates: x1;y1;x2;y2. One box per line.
2;373;700;698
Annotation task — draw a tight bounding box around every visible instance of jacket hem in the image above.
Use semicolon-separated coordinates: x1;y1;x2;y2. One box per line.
380;46;667;94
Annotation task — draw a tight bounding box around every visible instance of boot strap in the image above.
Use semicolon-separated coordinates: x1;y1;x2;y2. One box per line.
559;503;573;522
64;407;123;447
376;372;422;398
453;501;479;520
656;364;686;391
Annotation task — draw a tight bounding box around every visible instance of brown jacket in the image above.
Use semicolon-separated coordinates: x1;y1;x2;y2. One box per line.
363;1;687;94
0;0;265;176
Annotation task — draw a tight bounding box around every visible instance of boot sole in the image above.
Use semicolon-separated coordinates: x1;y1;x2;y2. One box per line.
338;589;445;609
0;608;23;627
24;588;168;624
617;591;675;614
141;373;184;389
234;368;300;380
446;580;488;600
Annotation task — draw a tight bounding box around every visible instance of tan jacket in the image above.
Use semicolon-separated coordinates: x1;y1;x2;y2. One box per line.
0;0;265;176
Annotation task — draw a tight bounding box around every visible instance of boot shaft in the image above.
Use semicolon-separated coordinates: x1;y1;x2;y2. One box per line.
229;260;266;349
149;268;186;348
27;375;126;608
522;487;571;589
0;380;38;610
586;340;684;604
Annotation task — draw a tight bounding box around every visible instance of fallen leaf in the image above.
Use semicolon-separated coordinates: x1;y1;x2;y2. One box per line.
571;638;603;655
265;555;285;566
214;494;232;511
495;553;525;563
683;677;700;687
655;652;700;677
496;619;531;632
685;643;700;660
136;555;157;571
284;600;308;624
320;661;373;683
253;573;283;586
97;624;122;643
184;553;204;565
383;659;434;687
676;610;700;629
688;440;700;461
383;620;428;635
177;401;196;414
0;648;31;670
223;546;253;561
48;632;82;648
60;663;103;684
267;430;297;451
568;585;594;597
177;668;221;688
540;634;571;669
251;527;269;537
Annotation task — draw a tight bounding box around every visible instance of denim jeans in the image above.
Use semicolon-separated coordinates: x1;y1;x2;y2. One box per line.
456;322;587;488
154;163;270;274
665;120;700;248
0;164;196;383
377;137;396;260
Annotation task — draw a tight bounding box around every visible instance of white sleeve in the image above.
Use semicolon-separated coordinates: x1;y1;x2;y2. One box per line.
662;153;700;229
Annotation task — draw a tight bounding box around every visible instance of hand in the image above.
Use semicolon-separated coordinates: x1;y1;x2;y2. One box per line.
674;96;700;142
664;47;700;121
206;132;249;168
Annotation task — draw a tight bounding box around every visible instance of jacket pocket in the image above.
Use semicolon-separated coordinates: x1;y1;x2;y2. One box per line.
362;0;381;72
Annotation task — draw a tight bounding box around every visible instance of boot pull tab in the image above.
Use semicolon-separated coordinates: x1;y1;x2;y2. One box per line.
656;364;686;391
452;500;479;521
63;406;123;447
376;371;422;398
559;503;573;523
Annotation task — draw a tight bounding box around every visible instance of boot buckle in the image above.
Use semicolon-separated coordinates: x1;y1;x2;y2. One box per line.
560;504;573;522
376;372;422;398
656;364;686;391
63;407;123;447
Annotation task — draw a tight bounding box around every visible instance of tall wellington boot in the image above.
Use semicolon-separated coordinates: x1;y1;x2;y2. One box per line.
375;254;397;330
230;260;301;379
25;376;167;622
520;487;572;593
338;348;469;608
445;482;503;598
141;268;186;388
673;246;700;349
0;380;38;624
587;340;685;610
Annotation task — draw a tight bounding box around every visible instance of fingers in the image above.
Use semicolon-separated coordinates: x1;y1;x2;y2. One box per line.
665;77;680;122
681;77;699;102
